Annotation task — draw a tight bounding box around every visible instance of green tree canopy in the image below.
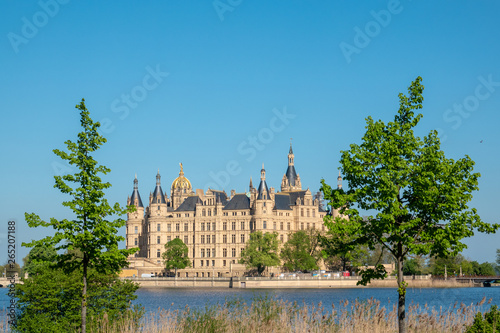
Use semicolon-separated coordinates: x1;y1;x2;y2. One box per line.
23;243;57;276
321;77;499;333
239;231;280;276
402;258;422;276
15;267;141;332
281;229;321;272
23;99;138;332
162;238;191;276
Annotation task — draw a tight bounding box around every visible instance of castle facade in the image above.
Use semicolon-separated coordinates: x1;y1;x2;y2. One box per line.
125;144;341;277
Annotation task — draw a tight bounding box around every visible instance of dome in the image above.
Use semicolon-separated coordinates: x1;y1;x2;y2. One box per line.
171;163;192;190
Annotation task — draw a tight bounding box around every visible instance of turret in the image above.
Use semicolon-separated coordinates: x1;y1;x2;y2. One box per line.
281;142;302;191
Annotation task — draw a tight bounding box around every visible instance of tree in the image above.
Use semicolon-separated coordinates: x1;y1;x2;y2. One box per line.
321;77;499;333
281;229;321;272
15;267;141;332
23;243;57;276
162;238;191;277
23;99;137;332
239;231;280;276
320;227;370;272
496;249;500;275
402;258;421;276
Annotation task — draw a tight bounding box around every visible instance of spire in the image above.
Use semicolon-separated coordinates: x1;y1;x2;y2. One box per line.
261;163;266;181
130;174;143;207
289;138;293;154
179;162;184;176
288;141;294;166
337;171;343;190
257;165;269;200
249;177;253;190
153;170;166;204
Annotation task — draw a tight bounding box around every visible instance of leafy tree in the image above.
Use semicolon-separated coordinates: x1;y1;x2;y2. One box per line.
402;258;421;276
15;267;141;332
477;262;496;276
320;77;499;333
466;305;500;333
162;238;191;277
281;229;321;272
239;231;280;276
1;262;21;277
23;99;137;332
320;228;370;272
23;243;57;276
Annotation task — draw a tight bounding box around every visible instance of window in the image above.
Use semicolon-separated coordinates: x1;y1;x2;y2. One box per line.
273;222;276;230
201;223;205;231
307;223;310;229
167;224;171;232
201;235;205;244
212;222;216;231
134;238;138;246
184;223;188;231
185;213;189;217
207;223;210;231
240;234;245;243
307;209;310;217
201;249;205;257
232;248;236;257
134;226;138;234
312;223;315;230
241;221;245;230
184;235;188;244
223;235;227;243
212;235;216;243
301;223;304;230
207;235;211;244
212;260;215;267
157;250;161;258
158;205;160;211
232;222;236;230
176;223;180;231
201;260;204;267
312;210;315;218
280;234;284;243
232;234;236;243
208;209;212;216
212;248;216;257
207;249;211;257
263;221;267;229
223;248;227;257
167;236;171;242
148;236;150;244
223;260;226;266
157;224;161;231
280;222;283;230
157;236;160;244
287;222;291;230
240;248;244;256
301;208;304;217
223;222;227;231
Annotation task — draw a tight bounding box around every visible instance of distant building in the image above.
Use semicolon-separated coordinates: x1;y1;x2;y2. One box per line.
126;144;341;277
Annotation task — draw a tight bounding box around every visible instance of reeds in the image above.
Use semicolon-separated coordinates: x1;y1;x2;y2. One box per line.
0;296;490;332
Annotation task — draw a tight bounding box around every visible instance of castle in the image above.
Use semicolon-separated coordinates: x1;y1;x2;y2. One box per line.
125;144;342;277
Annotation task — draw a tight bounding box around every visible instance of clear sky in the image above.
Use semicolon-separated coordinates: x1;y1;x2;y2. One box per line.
1;1;499;265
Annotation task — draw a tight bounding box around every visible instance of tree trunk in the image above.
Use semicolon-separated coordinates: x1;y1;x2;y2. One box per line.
397;254;406;333
82;253;88;333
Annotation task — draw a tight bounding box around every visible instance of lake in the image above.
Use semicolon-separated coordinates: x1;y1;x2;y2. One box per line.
132;286;500;314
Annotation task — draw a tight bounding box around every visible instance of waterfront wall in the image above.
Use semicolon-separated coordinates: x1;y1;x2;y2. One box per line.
126;275;473;289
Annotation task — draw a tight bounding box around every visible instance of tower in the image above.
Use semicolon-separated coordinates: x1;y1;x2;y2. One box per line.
281;142;302;191
171;163;193;210
126;175;145;257
337;171;342;190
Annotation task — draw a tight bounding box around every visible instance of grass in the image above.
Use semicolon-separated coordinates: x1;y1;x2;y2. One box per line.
0;295;493;332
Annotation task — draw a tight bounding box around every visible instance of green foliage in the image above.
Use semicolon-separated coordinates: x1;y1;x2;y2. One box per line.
162;238;191;274
466;305;500;333
1;262;22;277
320;77;499;332
239;231;280;275
430;254;497;276
402;258;422;276
14;266;141;332
281;229;321;272
22;99;138;331
22;243;57;276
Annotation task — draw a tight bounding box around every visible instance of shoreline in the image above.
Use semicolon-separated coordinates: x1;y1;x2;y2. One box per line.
126;276;494;289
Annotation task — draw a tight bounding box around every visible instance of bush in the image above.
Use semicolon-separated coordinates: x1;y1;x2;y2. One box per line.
466;305;500;333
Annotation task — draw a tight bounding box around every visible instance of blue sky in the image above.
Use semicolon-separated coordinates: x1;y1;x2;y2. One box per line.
1;1;499;264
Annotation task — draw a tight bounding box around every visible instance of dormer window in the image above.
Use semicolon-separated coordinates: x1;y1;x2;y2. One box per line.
157;199;160;203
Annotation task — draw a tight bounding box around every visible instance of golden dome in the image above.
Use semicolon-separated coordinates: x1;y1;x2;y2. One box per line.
171;163;192;190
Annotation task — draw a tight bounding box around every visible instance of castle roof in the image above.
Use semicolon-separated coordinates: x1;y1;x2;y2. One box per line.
152;170;167;204
257;179;270;200
130;176;144;208
175;196;202;212
274;193;293;210
223;194;250;210
285;165;298;187
171;163;192;190
285;190;307;205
